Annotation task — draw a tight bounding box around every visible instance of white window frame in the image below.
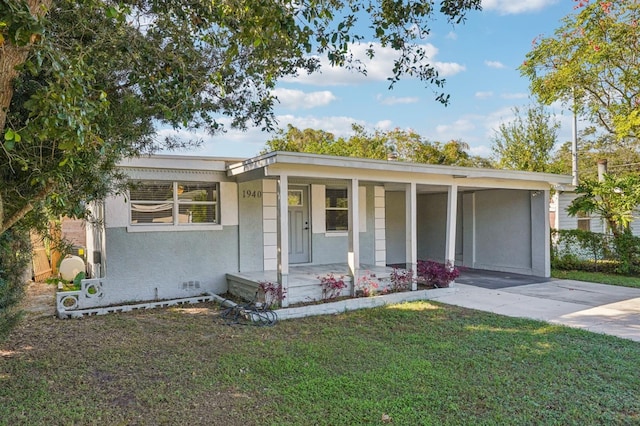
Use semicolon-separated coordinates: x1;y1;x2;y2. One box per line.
127;181;221;232
576;211;591;231
325;187;348;232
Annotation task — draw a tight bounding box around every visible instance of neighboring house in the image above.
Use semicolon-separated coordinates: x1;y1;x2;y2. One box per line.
58;152;571;315
550;190;640;235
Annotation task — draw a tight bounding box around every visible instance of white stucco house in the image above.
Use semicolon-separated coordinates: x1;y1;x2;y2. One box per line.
57;152;573;316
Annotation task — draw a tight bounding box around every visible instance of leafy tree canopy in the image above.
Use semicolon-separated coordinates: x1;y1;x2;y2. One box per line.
551;129;640;180
521;1;640;139
0;0;482;236
263;124;491;167
491;104;560;173
567;174;640;238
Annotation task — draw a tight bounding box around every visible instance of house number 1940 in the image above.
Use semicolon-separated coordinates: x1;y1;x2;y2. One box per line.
242;190;262;198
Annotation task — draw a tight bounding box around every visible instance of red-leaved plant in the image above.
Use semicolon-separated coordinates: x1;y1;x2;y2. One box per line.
355;271;379;297
388;268;413;293
258;281;286;308
318;273;347;300
417;260;459;288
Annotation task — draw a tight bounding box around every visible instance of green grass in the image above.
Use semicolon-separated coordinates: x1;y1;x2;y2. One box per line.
1;302;639;425
552;269;640;288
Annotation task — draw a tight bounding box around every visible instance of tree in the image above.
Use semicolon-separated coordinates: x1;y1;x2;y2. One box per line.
520;1;640;140
551;130;640;180
1;0;483;237
263;124;490;167
567;173;640;274
567;174;640;239
491;104;560;172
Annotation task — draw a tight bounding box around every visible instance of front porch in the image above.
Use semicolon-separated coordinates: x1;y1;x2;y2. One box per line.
227;263;397;306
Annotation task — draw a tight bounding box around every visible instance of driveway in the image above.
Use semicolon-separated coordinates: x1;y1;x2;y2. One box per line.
431;273;640;342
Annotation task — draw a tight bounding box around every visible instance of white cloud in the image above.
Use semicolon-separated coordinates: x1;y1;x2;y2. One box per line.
475;91;494;99
284;42;465;86
376;94;420;105
375;120;393;130
276;114;365;137
435;119;476;137
501;92;529;100
484;60;505;69
446;31;458;40
469;145;492;157
484;106;517;137
481;0;558;15
434;62;466;76
272;88;336;110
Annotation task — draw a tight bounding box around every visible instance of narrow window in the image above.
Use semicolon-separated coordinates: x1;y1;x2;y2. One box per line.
326;188;348;231
576;211;590;231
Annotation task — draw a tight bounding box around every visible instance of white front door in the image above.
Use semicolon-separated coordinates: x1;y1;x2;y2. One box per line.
288;186;310;264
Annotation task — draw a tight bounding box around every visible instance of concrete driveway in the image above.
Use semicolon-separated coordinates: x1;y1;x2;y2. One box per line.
430;276;640;343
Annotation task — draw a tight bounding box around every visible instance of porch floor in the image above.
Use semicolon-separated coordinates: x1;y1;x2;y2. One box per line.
229;263;396;286
226;263;398;305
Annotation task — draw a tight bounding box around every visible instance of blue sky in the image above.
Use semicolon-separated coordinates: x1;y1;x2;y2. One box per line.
164;0;580;160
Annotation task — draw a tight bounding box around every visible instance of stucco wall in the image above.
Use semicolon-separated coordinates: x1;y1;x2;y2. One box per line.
238;180;264;272
310;184;375;265
94;226;238;307
385;191;406;265
416;193;447;262
474;189;532;273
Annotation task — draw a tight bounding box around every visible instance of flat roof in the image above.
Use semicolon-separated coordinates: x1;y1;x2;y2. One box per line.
227;151;573;186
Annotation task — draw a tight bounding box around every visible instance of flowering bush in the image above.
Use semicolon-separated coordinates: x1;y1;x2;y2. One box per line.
318;273;347;300
355;271;379;297
388;268;413;293
417;260;459;288
258;281;286;308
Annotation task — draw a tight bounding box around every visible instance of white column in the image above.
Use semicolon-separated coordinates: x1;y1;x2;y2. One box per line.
277;174;289;307
531;189;551;277
445;184;458;285
543;189;551;277
374;186;386;266
406;182;417;290
348;178;360;295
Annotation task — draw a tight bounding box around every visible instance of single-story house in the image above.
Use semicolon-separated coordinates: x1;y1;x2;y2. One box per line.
58;152;572;315
550;189;640;235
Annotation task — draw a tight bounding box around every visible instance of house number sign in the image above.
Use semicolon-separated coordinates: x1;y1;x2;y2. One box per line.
242;190;262;198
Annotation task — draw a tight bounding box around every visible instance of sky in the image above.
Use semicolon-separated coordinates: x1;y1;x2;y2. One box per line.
162;0;581;160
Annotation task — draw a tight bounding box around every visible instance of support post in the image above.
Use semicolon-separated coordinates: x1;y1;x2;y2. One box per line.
406;182;417;290
277;175;289;307
445;184;458;286
348;178;360;295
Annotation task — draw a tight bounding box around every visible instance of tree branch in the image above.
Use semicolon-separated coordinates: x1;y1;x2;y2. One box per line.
0;182;55;236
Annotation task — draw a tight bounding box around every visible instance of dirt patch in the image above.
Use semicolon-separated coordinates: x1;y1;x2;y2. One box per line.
20;281;57;318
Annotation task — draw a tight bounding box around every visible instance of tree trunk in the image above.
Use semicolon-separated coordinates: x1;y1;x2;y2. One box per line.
0;0;53;231
0;182;56;236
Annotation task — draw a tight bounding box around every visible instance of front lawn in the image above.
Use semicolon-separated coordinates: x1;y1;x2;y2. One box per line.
1;302;638;425
552;269;640;288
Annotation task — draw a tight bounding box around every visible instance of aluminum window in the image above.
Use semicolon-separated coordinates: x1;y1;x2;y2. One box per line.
130;181;218;225
325;188;348;231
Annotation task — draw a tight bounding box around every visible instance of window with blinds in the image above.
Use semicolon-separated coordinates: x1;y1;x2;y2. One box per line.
130;181;218;225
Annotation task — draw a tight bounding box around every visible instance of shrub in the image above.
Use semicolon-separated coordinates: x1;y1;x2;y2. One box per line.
417;260;459;288
551;228;640;275
612;231;640;275
318;273;347;300
0;229;32;341
355;271;379;297
257;281;286;308
551;229;612;271
388;268;413;293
